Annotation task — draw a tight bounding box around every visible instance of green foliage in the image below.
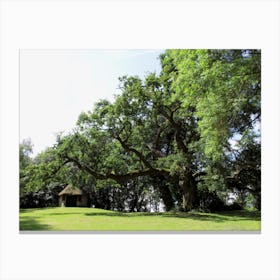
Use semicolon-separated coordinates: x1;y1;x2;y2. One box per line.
20;139;34;197
19;138;33;169
166;49;261;161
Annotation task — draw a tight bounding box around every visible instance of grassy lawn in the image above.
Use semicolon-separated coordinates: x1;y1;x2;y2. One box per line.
19;207;261;231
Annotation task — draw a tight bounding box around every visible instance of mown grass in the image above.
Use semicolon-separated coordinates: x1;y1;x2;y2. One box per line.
19;207;261;231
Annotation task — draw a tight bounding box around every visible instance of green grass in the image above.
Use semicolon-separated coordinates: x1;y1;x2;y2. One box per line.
19;207;261;231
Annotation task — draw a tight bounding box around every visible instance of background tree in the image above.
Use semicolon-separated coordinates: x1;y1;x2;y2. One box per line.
20;139;34;202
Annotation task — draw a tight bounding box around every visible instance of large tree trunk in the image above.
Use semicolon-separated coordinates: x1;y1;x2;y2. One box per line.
179;175;197;211
154;176;175;211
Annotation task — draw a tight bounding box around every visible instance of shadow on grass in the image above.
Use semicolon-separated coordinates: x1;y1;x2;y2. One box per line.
84;211;227;222
20;217;51;231
167;211;260;222
84;212;162;217
20;209;40;214
84;210;261;223
217;210;261;221
166;213;227;222
20;208;58;214
47;212;84;216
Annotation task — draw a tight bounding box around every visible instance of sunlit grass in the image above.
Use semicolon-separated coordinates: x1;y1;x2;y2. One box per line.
20;207;261;231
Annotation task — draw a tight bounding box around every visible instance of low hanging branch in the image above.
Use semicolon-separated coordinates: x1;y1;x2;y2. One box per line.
65;155;170;183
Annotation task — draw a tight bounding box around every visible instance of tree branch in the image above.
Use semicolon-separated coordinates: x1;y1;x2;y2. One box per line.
65;155;170;183
115;135;154;170
159;106;189;154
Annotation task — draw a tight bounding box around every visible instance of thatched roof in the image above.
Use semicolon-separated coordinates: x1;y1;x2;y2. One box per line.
58;185;83;196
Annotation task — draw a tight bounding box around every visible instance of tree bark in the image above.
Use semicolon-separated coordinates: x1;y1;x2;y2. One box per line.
179;175;197;211
155;176;175;211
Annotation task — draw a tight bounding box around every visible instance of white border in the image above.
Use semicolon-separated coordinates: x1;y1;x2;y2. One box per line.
1;1;279;280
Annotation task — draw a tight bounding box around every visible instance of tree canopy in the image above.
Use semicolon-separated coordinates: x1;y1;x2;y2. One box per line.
20;49;261;211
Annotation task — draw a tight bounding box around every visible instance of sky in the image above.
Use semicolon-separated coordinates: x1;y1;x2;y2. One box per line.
20;49;164;156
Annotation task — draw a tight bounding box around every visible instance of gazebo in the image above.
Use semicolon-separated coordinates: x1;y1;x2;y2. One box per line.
58;184;88;207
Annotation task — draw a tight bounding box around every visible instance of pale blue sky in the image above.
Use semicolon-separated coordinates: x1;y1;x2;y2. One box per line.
20;49;164;156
